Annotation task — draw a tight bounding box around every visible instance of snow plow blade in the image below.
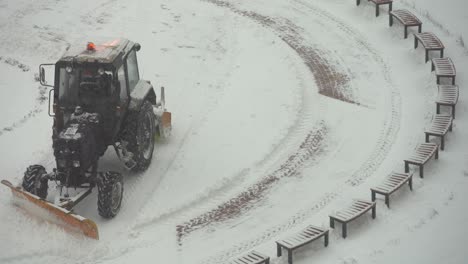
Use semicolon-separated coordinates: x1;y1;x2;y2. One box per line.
1;179;99;240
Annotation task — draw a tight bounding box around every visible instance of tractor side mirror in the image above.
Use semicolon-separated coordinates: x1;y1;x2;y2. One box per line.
39;64;55;88
134;43;141;51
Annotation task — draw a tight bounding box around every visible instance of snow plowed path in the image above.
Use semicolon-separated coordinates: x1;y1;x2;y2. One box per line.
1;0;468;263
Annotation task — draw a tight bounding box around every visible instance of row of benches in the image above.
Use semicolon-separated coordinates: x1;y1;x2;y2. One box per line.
227;2;460;264
228;139;446;264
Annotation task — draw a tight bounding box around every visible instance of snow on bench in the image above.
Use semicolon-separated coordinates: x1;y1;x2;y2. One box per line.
436;85;459;119
329;199;376;238
227;250;270;264
356;0;393;17
404;142;439;178
413;32;444;62
371;172;413;208
276;225;328;264
425;114;453;151
431;57;456;85
389;9;422;38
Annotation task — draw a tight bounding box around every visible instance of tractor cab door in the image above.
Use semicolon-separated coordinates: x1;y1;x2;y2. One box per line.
114;49;139;137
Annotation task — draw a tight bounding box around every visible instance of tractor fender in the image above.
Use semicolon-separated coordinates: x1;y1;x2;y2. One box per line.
128;80;156;111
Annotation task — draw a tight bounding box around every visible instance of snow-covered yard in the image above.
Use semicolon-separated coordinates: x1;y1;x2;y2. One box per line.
0;0;467;263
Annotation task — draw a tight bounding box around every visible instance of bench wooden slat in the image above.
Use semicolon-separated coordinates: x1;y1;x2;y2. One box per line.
228;251;270;264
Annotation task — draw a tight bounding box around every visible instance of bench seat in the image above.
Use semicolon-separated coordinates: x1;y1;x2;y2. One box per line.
431;57;456;85
436;85;459;118
404;143;439;178
414;32;444;62
329;199;376;238
276;225;328;264
228;251;270;264
371;172;413;208
425;114;453;150
389;9;422;38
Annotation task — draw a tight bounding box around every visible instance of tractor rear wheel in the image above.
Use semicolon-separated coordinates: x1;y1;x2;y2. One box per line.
97;171;124;218
123;100;155;172
22;165;48;199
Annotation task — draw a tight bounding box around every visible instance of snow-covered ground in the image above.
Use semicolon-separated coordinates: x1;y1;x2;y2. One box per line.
0;0;467;263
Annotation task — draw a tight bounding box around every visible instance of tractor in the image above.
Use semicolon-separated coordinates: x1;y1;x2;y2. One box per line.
1;38;171;239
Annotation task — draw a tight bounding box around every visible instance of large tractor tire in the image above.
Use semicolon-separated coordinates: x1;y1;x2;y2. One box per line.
123;100;156;172
22;165;48;199
97;171;123;218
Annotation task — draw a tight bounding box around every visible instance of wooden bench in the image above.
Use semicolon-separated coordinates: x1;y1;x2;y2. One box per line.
329;199;376;238
276;225;328;264
356;0;393;17
389;10;422;38
371;172;413;208
425;114;453;151
436;85;459;119
414;32;444;62
431;57;456;85
404;142;439;178
227;251;270;264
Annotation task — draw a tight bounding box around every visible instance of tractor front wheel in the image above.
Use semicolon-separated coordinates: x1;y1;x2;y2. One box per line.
97;171;124;218
22;165;48;199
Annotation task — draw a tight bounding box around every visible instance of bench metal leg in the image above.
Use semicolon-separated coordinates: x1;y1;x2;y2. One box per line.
357;0;360;5
385;195;390;208
435;148;439;159
431;61;435;71
437;76;440;84
409;177;413;191
372;205;376;219
404;26;408;39
425;50;429;63
265;258;270;264
440;49;444;58
375;5;379;17
277;243;282;257
330;217;335;228
288;249;293;264
324;232;329;247
389;2;392;12
371;190;376;201
414;37;418;48
418;24;422;33
452;105;456;119
419;165;424;178
389;15;393;26
441;136;445;151
425;133;430;143
342;223;347;239
436;103;440;114
404;161;409;173
452;76;456;85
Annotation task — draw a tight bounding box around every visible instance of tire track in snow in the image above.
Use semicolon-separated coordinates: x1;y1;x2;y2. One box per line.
198;0;401;263
0;85;48;137
176;122;327;242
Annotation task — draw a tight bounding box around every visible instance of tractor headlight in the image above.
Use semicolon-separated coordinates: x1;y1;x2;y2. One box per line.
57;159;66;168
72;160;80;167
66;66;73;73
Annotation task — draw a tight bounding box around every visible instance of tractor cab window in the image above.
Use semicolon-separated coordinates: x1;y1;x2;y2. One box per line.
126;50;139;92
58;66;115;108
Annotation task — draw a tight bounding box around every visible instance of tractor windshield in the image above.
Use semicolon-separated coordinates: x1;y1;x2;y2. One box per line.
58;66;115;108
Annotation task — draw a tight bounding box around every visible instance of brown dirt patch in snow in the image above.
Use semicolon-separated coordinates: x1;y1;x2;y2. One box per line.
205;0;357;104
176;123;327;243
